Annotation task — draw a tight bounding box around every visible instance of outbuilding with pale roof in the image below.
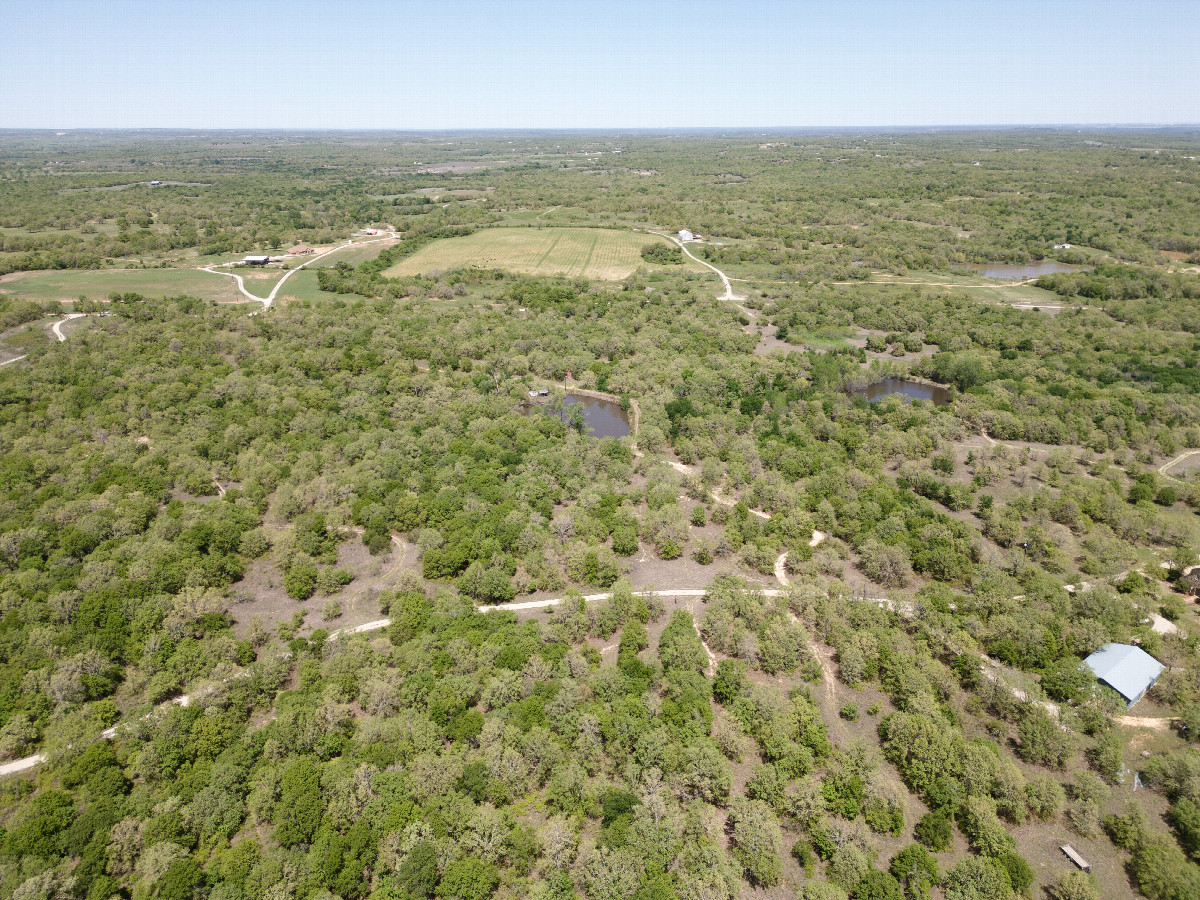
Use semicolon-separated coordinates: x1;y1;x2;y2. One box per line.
1084;642;1165;707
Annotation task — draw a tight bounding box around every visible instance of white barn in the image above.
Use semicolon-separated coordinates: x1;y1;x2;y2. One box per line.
678;229;694;242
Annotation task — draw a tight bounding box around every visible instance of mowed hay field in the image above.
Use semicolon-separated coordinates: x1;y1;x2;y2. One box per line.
382;227;673;281
0;267;246;304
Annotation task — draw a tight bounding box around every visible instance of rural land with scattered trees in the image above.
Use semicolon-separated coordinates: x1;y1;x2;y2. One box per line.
0;128;1199;900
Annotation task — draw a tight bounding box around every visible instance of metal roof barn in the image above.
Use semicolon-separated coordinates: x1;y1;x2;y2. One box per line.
1084;643;1165;707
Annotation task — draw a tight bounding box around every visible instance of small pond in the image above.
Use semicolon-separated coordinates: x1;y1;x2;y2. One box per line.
856;379;952;406
974;261;1079;279
527;393;631;438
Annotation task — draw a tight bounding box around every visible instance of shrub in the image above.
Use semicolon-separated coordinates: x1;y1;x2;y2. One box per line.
1043;871;1100;900
728;798;783;886
1126;831;1200;900
851;871;904;900
713;659;749;705
284;563;318;600
943;857;1013;900
864;794;905;836
612;526;639;556
1016;709;1075;769
828;845;871;891
890;844;940;900
398;842;440;898
914;811;953;852
746;764;788;811
1129;483;1155;504
958;797;1015;857
436;857;500;900
1156;487;1179;506
995;850;1033;896
316;566;352;595
273;758;322;847
1024;773;1066;821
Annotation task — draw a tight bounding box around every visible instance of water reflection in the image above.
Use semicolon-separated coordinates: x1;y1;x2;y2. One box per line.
527;393;631;437
856;379;951;406
975;261;1078;279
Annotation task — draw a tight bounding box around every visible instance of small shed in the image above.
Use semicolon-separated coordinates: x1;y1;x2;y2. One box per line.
678;229;694;242
242;255;270;266
1084;642;1165;707
1183;569;1200;597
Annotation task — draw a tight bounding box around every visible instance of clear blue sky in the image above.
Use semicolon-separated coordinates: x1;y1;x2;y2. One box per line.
2;0;1197;128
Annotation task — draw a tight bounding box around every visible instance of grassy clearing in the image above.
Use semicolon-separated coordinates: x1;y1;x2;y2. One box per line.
382;227;670;281
311;239;398;267
854;271;1069;304
863;277;1067;306
1;222;124;239
740;266;1070;307
787;328;855;351
0;267;244;303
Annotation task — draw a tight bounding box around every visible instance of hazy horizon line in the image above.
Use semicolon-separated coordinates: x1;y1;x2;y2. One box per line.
4;124;1200;135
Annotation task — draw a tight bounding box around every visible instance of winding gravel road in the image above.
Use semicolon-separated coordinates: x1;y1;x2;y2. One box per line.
201;233;397;309
657;232;739;302
52;313;86;341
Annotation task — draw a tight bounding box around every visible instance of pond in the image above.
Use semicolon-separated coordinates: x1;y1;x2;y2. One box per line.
973;261;1079;279
527;393;631;438
856;379;952;406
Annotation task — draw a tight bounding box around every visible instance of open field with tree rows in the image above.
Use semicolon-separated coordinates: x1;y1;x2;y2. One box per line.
381;228;675;281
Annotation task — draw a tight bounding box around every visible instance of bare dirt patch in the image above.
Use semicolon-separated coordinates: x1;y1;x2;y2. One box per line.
230;534;419;639
752;329;795;357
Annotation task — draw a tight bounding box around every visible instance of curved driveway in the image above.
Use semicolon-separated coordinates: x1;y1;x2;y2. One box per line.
202;233;397;309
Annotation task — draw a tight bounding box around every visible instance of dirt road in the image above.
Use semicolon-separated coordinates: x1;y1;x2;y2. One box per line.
201;233;397;309
653;232;740;303
52;313;86;341
665;459;774;520
1159;449;1200;481
0;753;46;776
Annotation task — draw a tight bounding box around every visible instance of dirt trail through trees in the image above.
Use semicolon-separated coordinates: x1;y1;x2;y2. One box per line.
1159;449;1200;481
